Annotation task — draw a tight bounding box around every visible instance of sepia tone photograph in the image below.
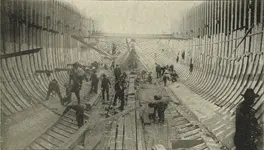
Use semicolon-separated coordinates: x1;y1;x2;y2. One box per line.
0;0;263;150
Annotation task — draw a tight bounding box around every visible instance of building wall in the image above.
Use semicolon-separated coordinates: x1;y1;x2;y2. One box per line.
0;0;101;116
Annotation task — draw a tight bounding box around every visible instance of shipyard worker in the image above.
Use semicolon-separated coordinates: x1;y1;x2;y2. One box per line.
45;79;63;105
90;71;99;94
169;65;174;73
148;95;162;122
92;61;99;70
163;70;170;86
189;63;193;73
113;80;125;111
111;61;115;70
161;66;166;76
170;70;179;83
114;64;122;80
157;97;168;123
147;72;152;84
141;70;147;81
122;72;128;79
234;88;262;150
65;62;83;104
62;102;86;128
101;74;111;101
149;95;169;123
155;63;161;78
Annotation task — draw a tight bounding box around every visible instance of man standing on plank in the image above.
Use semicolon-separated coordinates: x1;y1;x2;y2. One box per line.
45;79;64;105
101;74;111;102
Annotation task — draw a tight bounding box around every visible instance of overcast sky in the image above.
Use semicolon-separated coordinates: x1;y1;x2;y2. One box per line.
62;0;202;34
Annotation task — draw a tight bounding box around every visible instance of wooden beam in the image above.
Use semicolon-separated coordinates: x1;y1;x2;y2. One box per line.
35;70;53;73
54;68;70;72
54;105;142;150
71;35;111;57
231;23;254;55
0;48;42;59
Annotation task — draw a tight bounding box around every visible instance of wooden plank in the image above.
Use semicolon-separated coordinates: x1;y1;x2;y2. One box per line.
60;119;78;130
41;134;63;146
116;117;124;150
35;137;56;149
54;105;141;149
29;142;46;150
56;123;76;134
46;130;68;142
51;127;71;138
83;134;102;150
108;120;117;150
124;114;133;150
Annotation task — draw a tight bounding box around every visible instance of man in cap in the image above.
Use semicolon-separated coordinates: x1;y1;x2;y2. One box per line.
62;102;89;128
45;79;63;105
148;95;162;122
189;63;193;74
65;62;83;104
163;70;170;86
141;70;147;82
101;74;111;101
113;79;125;111
114;64;122;81
170;70;179;83
90;71;99;94
147;72;152;84
155;63;161;78
169;65;174;73
234;88;262;150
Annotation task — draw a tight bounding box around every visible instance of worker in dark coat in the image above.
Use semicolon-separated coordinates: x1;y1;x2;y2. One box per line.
113;80;125;111
90;71;99;94
62;103;86;128
147;72;152;84
169;65;174;73
234;88;262;150
189;63;193;73
114;64;122;80
155;63;161;78
163;71;170;86
101;74;111;101
65;62;84;104
157;99;168;123
141;70;147;81
45;79;63;105
161;66;166;76
170;70;179;83
149;95;162;122
148;95;168;123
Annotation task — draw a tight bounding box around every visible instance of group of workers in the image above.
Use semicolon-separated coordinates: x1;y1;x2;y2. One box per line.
155;63;179;86
44;59;262;150
45;61;107;127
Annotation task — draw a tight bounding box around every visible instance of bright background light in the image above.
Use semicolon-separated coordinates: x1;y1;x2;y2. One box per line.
60;0;203;34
